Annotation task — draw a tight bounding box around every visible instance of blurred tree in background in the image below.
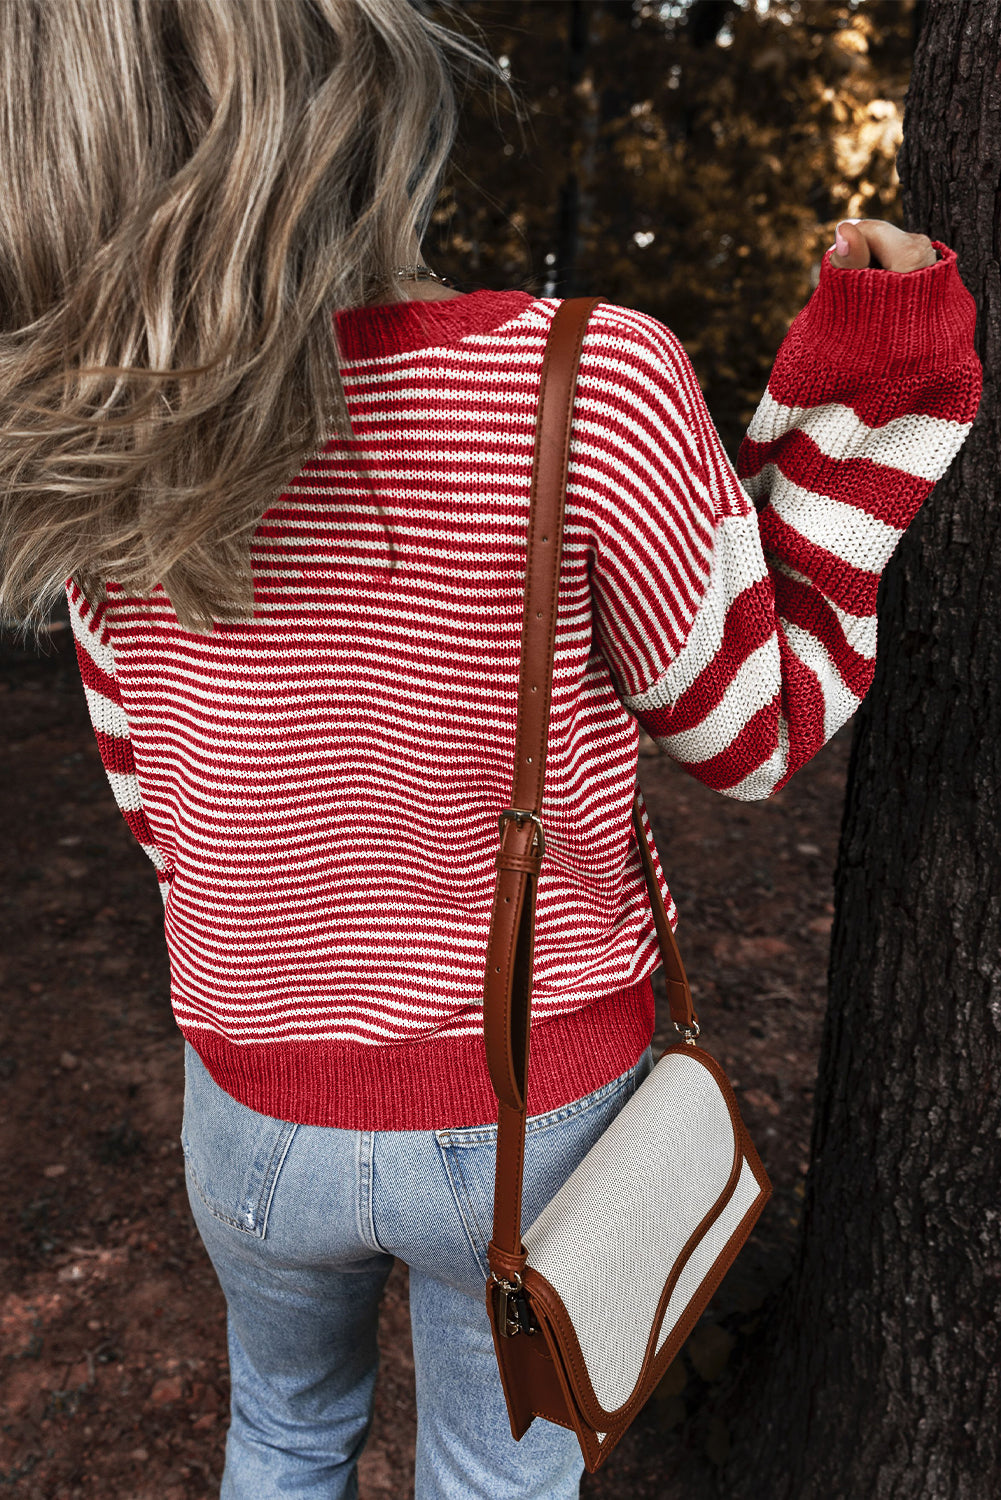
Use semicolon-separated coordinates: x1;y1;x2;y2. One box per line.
423;0;922;461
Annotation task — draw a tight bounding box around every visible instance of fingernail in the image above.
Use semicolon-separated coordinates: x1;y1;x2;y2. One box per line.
835;226;850;256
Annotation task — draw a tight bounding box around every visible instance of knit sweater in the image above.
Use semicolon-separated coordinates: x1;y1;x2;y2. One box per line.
66;243;982;1130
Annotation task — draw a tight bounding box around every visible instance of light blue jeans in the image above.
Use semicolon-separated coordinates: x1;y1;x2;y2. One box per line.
180;1037;654;1500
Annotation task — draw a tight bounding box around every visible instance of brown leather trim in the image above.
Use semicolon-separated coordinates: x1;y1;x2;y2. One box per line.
493;1290;603;1470
495;851;545;876
483;831;537;1112
485;1280;534;1441
490;1056;773;1469
486;1282;578;1440
520;1164;770;1471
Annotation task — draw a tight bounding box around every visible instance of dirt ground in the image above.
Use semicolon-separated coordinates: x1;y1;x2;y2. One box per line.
1;599;851;1499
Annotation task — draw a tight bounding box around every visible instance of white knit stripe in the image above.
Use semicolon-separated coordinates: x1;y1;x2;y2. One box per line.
101;768;148;812
66;583;114;672
624;502;873;758
162;934;655;1024
646;637;778;769
169;1008;465;1045
165;954;649;1023
626;830;662;941
82;683;130;739
157;852;637;943
278;340;718;707
91;657;516;708
169;1006;589;1045
161;875;652;966
574;368;714;508
573;460;711;595
766;551;879;729
780;620;865;742
584;484;712;680
165;969;655;1042
767;555;876;659
755;468;910;575
713;714;791;801
135;843;170;877
158;851;633;930
168;998;653;1042
743;387;976;485
77;639;600;746
157;958;481;1014
66;582;173;885
133;798;633;883
164;971;658;1043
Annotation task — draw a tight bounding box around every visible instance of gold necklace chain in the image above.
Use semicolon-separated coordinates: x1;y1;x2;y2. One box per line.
394;263;452;285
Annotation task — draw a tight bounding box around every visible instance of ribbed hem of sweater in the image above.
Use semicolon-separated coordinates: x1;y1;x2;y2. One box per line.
180;976;656;1130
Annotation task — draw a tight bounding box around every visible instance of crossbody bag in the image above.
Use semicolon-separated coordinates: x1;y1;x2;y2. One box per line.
483;294;773;1473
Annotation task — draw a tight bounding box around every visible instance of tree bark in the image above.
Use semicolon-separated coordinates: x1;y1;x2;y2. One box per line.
722;3;1000;1497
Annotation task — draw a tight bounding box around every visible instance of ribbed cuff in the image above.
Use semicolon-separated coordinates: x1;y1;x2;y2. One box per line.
781;241;979;380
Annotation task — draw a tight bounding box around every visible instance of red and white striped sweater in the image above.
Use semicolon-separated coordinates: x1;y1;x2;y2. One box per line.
66;243;981;1129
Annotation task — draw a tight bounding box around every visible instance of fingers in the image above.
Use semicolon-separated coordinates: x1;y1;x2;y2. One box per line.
828;219;869;270
828;218;937;273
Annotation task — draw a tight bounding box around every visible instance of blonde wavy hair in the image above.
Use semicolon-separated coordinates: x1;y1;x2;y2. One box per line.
0;0;514;637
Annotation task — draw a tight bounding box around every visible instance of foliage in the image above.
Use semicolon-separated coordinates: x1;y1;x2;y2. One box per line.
425;0;918;461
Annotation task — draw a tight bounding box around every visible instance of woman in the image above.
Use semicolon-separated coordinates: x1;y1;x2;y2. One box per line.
0;2;982;1497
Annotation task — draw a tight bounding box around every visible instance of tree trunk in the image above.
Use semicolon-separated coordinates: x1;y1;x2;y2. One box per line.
722;4;1000;1497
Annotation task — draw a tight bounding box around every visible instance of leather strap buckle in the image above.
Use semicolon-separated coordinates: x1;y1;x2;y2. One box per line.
498;808;546;858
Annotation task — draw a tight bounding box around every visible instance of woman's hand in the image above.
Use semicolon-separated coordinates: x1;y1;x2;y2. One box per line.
828;218;939;272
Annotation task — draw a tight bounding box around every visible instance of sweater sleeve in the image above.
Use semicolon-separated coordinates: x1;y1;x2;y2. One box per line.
588;241;983;799
65;578;172;902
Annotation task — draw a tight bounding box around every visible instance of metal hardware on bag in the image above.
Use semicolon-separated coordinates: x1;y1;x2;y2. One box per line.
492;1272;536;1338
498;808;546;858
674;1019;701;1045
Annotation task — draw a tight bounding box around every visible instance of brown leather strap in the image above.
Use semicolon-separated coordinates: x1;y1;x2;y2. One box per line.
484;297;698;1280
483;296;601;1121
632;795;699;1034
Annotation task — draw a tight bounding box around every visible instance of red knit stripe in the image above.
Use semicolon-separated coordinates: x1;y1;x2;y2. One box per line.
738;430;933;525
93;728;135;776
772;629;828;781
758;504;883;616
72;637;120;704
648;577;777;734
770;568;876;699
121;805;158;849
640;695;780;791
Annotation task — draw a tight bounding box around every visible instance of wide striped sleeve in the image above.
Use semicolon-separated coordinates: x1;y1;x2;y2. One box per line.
65;578;172;900
588;242;982;800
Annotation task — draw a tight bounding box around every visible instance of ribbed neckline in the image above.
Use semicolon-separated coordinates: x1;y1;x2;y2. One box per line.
332;286;539;361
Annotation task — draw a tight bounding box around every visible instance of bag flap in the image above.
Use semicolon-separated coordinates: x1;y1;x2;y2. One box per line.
521;1046;765;1421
